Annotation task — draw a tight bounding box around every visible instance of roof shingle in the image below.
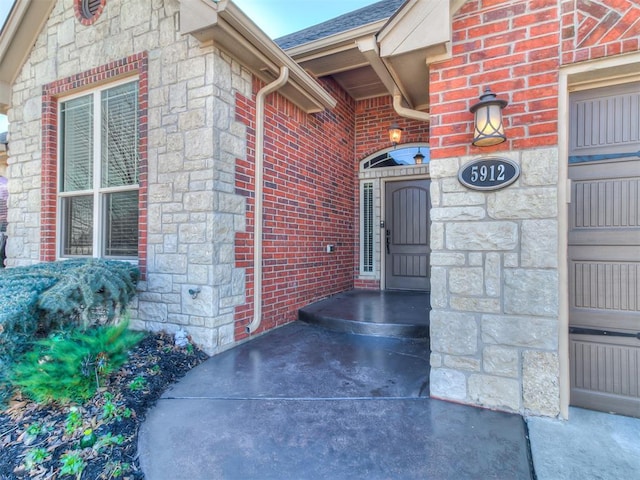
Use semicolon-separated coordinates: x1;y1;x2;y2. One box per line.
275;0;405;50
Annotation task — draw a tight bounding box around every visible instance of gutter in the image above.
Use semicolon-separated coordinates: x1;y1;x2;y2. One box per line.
357;37;431;122
245;66;290;334
392;87;430;122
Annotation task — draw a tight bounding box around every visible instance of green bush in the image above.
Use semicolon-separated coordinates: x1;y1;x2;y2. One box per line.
0;274;58;360
0;259;138;361
0;259;138;406
11;321;144;404
37;259;139;328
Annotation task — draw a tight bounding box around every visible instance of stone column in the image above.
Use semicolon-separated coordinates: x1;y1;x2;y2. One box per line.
429;147;561;417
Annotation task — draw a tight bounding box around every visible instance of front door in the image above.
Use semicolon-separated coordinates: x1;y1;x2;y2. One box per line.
568;81;640;418
384;179;430;291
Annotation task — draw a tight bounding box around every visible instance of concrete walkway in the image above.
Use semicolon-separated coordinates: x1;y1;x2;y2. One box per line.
528;406;640;480
138;322;533;479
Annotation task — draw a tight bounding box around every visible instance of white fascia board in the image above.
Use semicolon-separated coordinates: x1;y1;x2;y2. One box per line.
377;0;451;60
284;21;388;60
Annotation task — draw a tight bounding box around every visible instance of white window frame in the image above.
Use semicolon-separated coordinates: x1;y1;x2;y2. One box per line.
57;77;140;260
360;180;376;275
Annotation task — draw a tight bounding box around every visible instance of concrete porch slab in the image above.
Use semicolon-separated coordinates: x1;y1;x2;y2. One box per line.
138;322;533;479
299;289;430;338
139;397;531;479
160;321;430;399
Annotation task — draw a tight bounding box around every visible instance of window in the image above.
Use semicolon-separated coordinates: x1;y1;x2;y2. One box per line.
363;146;430;169
362;182;374;273
59;80;139;259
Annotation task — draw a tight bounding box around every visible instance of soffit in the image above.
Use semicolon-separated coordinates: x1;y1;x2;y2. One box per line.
179;0;336;113
0;0;56;113
284;0;464;110
284;22;392;101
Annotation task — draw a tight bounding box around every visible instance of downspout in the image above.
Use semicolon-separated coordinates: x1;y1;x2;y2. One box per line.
246;66;290;334
392;87;430;122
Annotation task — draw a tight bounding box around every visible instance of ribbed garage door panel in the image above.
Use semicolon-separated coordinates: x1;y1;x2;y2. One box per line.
569;81;640;418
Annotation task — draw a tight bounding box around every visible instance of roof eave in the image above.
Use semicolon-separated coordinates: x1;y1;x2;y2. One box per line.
180;0;336;113
376;0;455;108
281;0;459;110
0;0;56;113
283;20;388;61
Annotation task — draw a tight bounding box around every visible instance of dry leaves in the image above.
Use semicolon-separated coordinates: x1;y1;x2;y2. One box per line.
0;333;208;479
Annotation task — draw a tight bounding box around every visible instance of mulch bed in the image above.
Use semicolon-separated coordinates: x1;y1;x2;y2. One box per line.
0;333;208;479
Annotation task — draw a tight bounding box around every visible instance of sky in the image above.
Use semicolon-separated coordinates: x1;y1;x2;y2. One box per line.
0;2;12;30
234;0;377;39
0;0;378;133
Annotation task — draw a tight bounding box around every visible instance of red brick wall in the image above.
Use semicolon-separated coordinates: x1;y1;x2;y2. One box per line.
41;52;149;276
429;0;561;159
429;0;639;160
234;78;356;339
561;0;640;63
355;96;430;161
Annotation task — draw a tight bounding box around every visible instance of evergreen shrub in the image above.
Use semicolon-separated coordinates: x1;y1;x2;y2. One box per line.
11;320;144;404
0;259;139;354
0;259;139;404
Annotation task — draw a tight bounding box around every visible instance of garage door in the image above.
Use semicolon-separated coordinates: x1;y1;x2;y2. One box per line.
568;81;640;418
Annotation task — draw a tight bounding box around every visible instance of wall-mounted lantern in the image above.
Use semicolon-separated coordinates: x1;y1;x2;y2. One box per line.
413;148;425;164
469;87;508;147
388;122;403;146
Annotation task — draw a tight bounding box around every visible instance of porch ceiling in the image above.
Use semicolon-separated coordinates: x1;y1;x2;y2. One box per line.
284;25;390;102
283;0;466;111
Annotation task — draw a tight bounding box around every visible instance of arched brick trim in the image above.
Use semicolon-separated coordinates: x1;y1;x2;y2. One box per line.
73;0;107;26
41;52;148;277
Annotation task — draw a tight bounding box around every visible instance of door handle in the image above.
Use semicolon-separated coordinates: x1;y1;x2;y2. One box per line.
386;229;390;254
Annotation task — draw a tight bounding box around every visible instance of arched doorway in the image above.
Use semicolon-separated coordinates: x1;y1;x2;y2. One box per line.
358;144;430;291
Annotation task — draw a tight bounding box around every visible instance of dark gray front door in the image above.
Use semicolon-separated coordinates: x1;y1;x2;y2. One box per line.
384;179;430;291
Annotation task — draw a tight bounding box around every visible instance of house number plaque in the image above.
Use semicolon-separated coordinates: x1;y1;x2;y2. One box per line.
458;157;520;191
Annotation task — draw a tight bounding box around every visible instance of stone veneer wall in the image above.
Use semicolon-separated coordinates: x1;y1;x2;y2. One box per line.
6;0;251;354
429;147;560;416
427;0;562;417
426;0;638;417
